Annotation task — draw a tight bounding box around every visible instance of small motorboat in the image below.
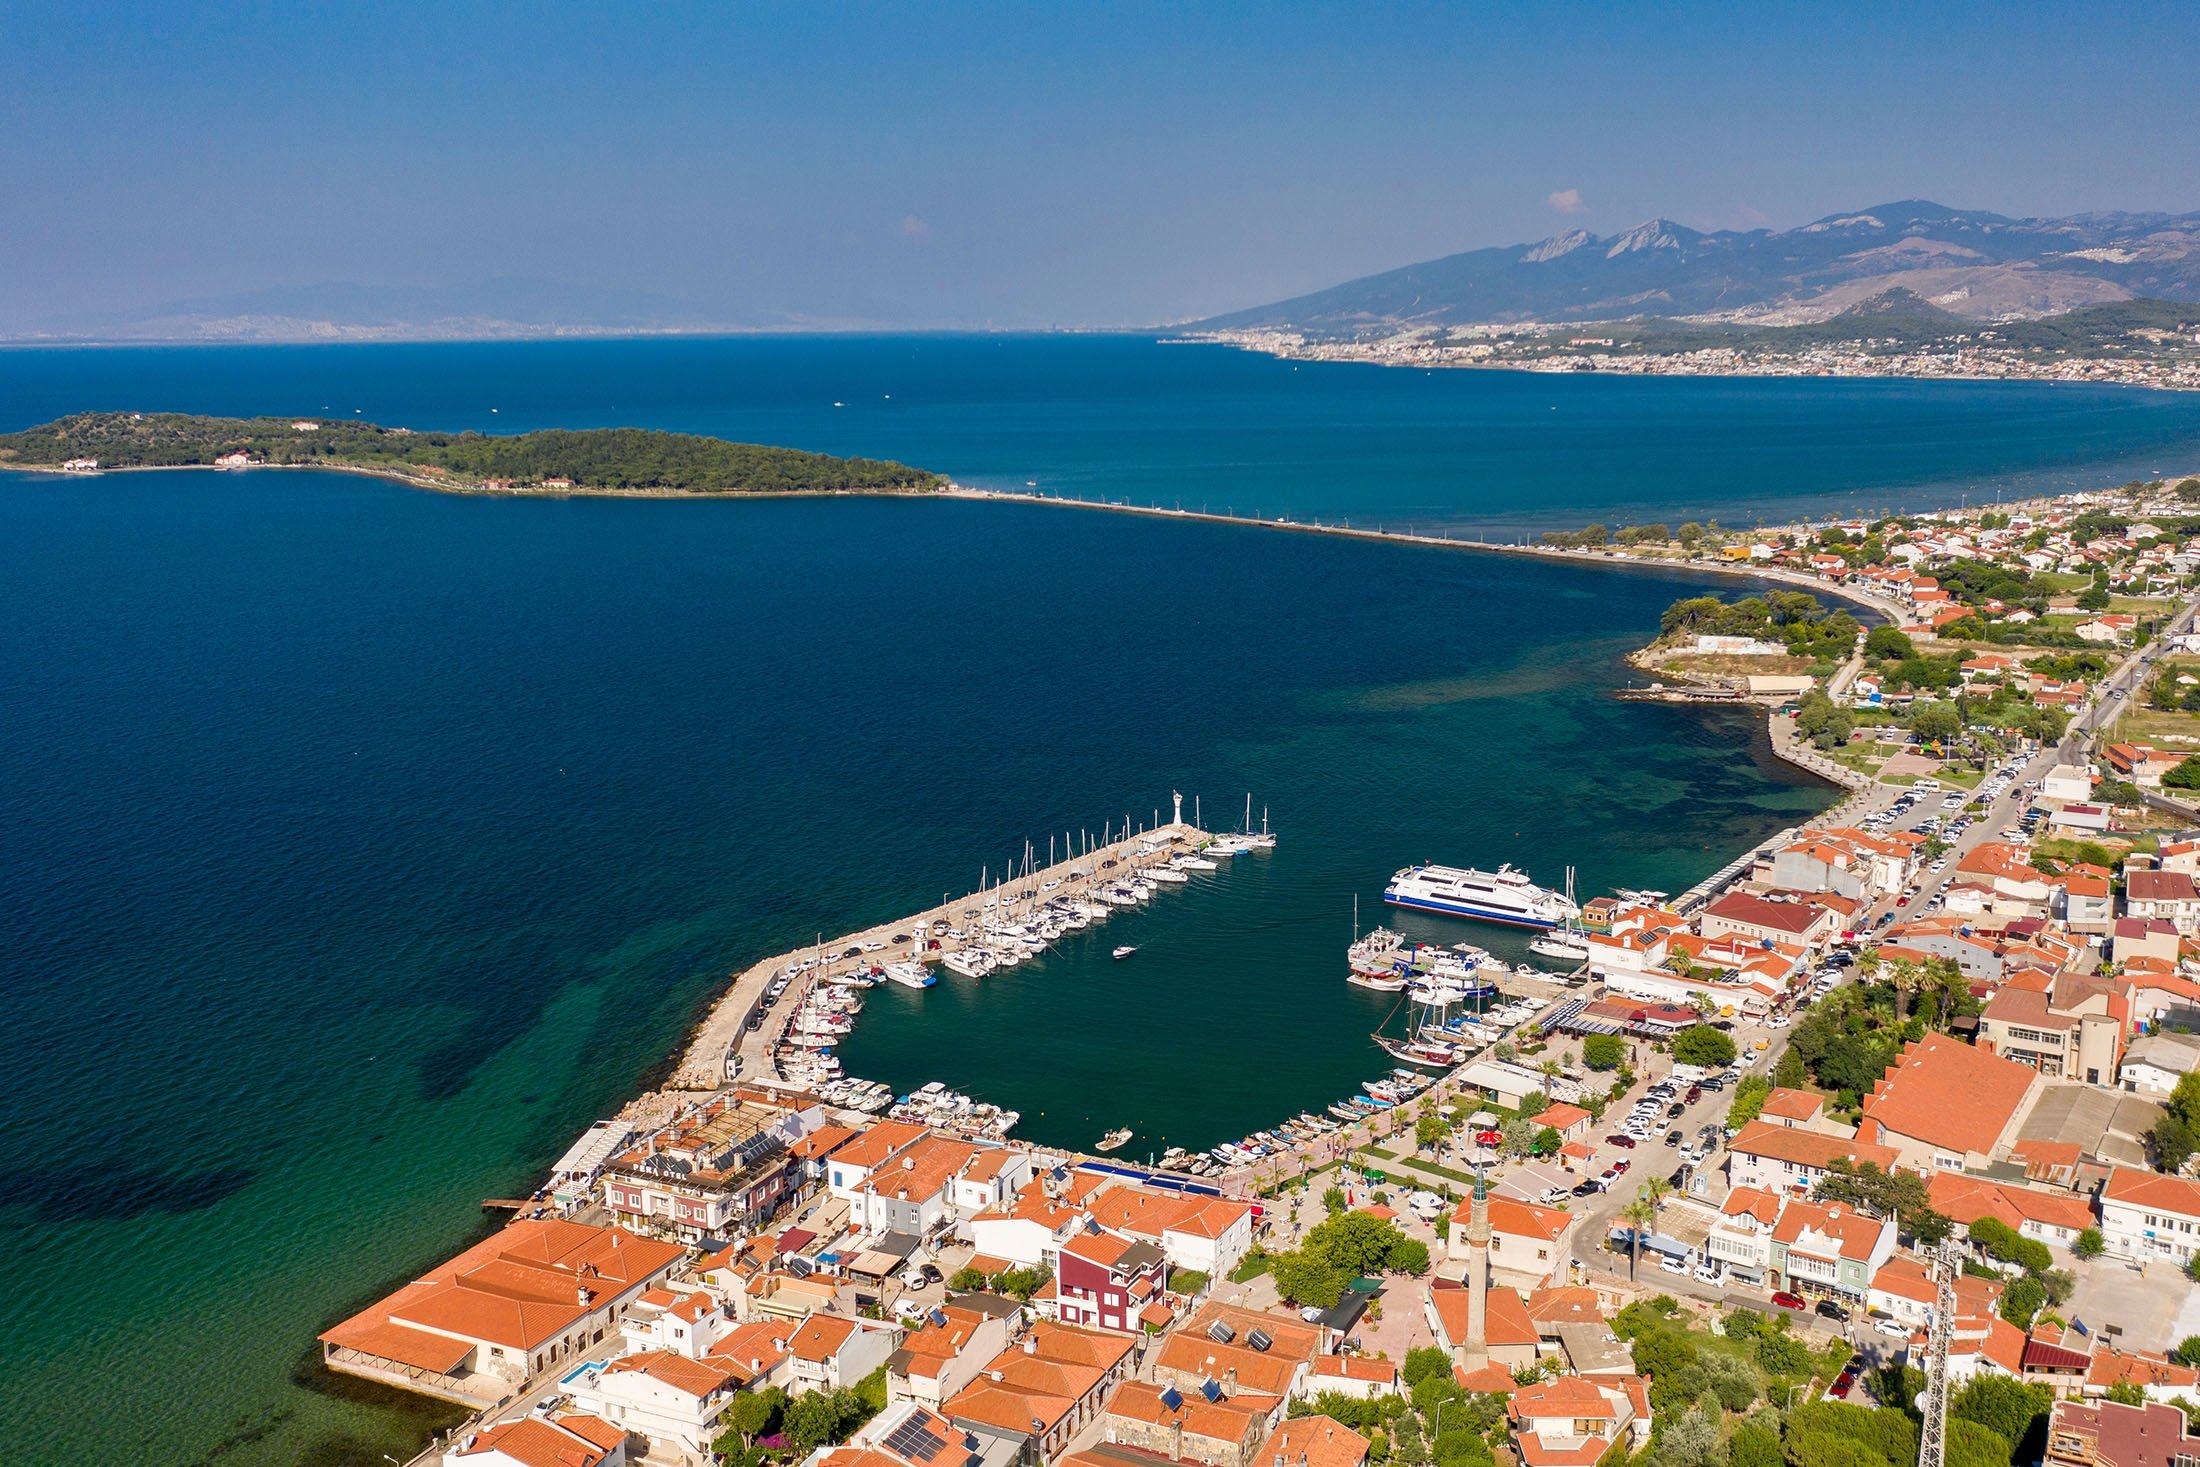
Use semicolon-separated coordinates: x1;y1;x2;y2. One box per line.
1095;1127;1133;1152
1113;945;1138;960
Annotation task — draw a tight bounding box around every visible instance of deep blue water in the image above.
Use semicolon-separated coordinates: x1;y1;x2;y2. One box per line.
7;334;2200;533
4;337;2199;1466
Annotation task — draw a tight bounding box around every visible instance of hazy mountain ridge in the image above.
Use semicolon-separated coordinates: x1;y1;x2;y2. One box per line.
1198;200;2200;335
5;278;773;343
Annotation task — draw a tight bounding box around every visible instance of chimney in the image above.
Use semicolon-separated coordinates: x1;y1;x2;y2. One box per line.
578;1286;594;1306
1024;1337;1037;1354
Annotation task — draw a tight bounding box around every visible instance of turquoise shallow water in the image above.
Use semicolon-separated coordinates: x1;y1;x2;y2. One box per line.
5;337;2200;1465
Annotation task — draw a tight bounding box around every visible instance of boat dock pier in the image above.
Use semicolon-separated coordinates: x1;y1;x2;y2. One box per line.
661;815;1217;1094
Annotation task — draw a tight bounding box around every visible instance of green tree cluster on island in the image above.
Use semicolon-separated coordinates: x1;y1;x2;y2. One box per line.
0;411;944;494
1659;589;1860;661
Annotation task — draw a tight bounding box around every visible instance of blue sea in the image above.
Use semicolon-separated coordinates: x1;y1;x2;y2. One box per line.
5;336;2200;1465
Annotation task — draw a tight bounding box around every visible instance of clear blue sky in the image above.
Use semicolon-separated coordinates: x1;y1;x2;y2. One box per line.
5;1;2198;329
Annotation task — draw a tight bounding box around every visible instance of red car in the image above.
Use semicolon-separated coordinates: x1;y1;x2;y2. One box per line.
1604;1134;1637;1149
1610;1159;1631;1173
1475;1130;1503;1147
1771;1291;1807;1311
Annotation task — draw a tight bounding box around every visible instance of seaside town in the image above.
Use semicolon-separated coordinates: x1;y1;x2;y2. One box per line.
1194;325;2200;393
321;475;2200;1467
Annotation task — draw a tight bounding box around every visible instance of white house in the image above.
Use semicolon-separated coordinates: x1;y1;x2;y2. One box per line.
785;1314;901;1395
565;1351;740;1465
2099;1167;2200;1265
2120;1032;2200;1098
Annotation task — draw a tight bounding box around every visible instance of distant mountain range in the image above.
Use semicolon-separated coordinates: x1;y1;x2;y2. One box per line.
1197;200;2200;336
7;278;767;343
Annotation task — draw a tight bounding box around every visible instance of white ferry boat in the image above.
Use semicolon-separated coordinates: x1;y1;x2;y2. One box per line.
1383;862;1578;929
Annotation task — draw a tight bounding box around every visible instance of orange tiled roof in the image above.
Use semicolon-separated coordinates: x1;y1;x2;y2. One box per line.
1859;1034;2037;1158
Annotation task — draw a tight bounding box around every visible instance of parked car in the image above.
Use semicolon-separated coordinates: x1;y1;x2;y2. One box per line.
1668;1166;1689;1188
1664;1130;1684;1147
1610;1159;1631;1174
1659;1254;1690;1275
1572;1181;1600;1197
1693;1262;1721;1284
1771;1291;1807;1311
1873;1317;1910;1338
1816;1299;1851;1322
1604;1134;1637;1149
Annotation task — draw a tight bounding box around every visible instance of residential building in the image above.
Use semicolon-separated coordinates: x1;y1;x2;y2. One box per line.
1085;1185;1258;1279
2119;1032;2200;1098
1253;1417;1370;1467
2099;1168;2200;1265
2128;870;2200;935
2046;1397;2200;1467
787;1315;902;1395
1926;1173;2099;1252
1098;1381;1280;1467
1506;1375;1653;1467
1724;1120;1899;1197
969;1180;1087;1271
888;1300;1018;1409
1152;1304;1322;1401
564;1351;740;1465
1305;1355;1399;1399
1768;1199;1895;1302
1055;1227;1169;1333
944;1320;1138;1464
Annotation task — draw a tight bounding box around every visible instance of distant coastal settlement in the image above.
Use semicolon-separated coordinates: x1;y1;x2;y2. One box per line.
0;411;945;495
1187;295;2200;391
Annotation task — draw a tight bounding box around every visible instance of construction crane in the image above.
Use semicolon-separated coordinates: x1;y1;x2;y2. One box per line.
1915;1239;1960;1467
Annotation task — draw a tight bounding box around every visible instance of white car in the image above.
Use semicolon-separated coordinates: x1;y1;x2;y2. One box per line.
1873;1318;1910;1339
1765;1015;1791;1030
1693;1263;1722;1284
1658;1254;1689;1275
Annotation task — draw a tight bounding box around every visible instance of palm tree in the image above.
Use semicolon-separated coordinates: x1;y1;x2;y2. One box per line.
1642;1175;1672;1229
1619;1195;1658;1280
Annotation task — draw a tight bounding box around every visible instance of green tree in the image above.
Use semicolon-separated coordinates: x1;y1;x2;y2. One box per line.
1726;1074;1773;1127
1953;1375;2051;1454
2107;1378;2149;1407
2077;585;2112;611
1386;1236;1432;1276
1269;1251;1348;1309
1864;625;1915;661
723;1387;785;1450
1323;1186;1349;1215
1305;1209;1415;1274
1402;1346;1455;1388
1534;1125;1563;1156
2000;1274;2047;1327
1948;1419;2020;1467
782;1388;859;1452
1727;1422;1782;1467
2071;1226;2105;1261
2165;757;2200;792
1757;1331;1810;1374
1672;1024;1738;1068
1416;1114;1449;1150
1581;1033;1625;1070
1619;1195;1657;1280
1911;700;1963;743
1655;1403;1722;1467
1815;1160;1953;1245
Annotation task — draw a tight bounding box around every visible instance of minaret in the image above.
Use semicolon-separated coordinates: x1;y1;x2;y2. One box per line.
1463;1168;1492;1372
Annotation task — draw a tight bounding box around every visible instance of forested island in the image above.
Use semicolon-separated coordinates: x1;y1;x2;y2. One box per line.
0;411;944;494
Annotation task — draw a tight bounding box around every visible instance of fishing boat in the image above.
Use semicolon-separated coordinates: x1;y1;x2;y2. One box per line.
1384;861;1578;929
1113;944;1138;960
1095;1127;1133;1152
